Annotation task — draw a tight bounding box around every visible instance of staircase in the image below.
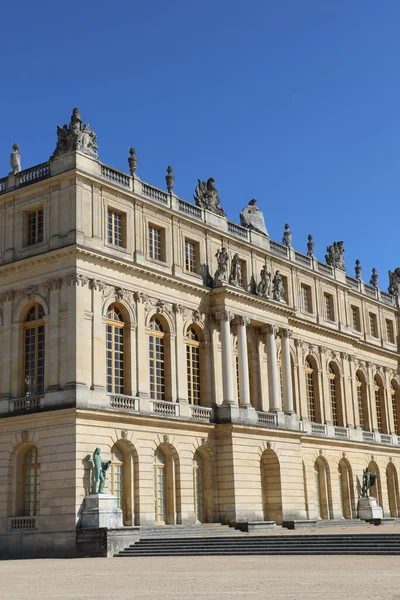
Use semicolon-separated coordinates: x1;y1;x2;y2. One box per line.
115;533;400;556
134;523;243;539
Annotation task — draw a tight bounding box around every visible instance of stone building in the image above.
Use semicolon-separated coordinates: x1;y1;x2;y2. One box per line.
0;109;400;557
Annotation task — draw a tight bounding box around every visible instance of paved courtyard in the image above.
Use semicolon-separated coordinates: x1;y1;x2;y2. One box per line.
2;555;400;600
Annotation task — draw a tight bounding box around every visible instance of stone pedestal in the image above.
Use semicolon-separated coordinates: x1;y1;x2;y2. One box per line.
81;494;123;529
357;496;383;521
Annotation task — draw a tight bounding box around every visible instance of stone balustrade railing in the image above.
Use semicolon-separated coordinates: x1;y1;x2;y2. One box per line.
9;516;37;530
11;396;42;414
101;165;131;189
256;411;278;426
150;399;180;417
109;394;138;411
190;405;213;421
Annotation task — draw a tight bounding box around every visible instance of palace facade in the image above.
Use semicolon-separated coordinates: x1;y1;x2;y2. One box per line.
1;109;400;557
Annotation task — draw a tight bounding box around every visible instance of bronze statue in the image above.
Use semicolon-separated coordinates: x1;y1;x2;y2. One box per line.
93;448;111;494
361;468;377;497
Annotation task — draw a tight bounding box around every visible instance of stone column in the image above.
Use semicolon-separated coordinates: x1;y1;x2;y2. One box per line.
236;316;251;408
264;324;281;413
46;280;61;392
279;328;294;414
215;311;235;406
0;293;12;398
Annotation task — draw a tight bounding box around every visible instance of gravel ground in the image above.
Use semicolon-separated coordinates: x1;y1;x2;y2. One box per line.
2;555;400;600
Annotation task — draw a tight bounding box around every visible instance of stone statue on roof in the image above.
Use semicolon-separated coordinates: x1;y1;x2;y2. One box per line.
10;143;21;174
325;241;345;271
388;268;400;306
51;108;98;160
194;178;226;216
240;199;268;236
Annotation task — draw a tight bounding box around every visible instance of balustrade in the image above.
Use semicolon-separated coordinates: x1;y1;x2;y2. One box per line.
101;165;130;188
178;199;202;219
110;394;138;411
227;221;249;239
256;411;278;426
310;422;327;436
270;240;289;257
9;517;37;530
142;183;168;204
18;162;50;186
294;251;312;267
190;405;212;421
11;396;41;413
150;399;180;417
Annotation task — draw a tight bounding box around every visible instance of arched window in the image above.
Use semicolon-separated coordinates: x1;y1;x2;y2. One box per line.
106;305;125;394
305;357;319;422
374;376;387;434
391;380;400;436
356;371;369;431
154;448;166;524
149;316;165;401
186;326;201;405
314;457;331;520
24;304;45;395
328;363;343;426
23;446;40;516
110;445;125;511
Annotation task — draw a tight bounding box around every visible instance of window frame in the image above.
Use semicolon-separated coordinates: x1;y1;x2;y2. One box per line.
148;223;166;263
24;304;45;396
300;284;313;314
25;206;44;247
184;238;199;274
106;305;125;395
107;208;126;248
186;326;201;405
351;305;361;332
323;293;335;322
369;312;379;339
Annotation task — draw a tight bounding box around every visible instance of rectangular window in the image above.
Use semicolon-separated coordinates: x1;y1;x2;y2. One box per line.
301;284;312;314
386;319;395;344
324;293;334;321
351;306;361;332
148;224;165;261
185;239;198;273
26;207;43;246
369;313;378;338
107;209;125;247
239;259;247;289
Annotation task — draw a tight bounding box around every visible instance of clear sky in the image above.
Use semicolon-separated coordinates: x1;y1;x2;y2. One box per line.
1;1;399;289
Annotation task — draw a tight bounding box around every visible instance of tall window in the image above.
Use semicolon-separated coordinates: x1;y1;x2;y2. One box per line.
193;453;204;523
106;305;125;394
110;445;124;509
324;293;334;321
148;224;164;261
186;326;201;405
328;364;339;426
239;259;247;289
107;209;125;247
23;447;40;516
149;316;165;400
351;306;361;332
386;320;395;344
374;376;386;434
26;207;43;246
305;358;317;422
185;239;198;273
233;338;240;403
154;449;166;524
369;313;378;338
356;371;369;430
24;304;45;395
391;381;399;436
301;284;312;314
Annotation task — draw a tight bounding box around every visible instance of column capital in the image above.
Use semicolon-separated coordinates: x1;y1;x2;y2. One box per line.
262;324;278;336
278;327;292;339
215;310;234;323
235;315;250;327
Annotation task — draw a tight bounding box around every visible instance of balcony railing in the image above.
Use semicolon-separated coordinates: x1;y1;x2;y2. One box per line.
142;183;169;205
18;162;50;186
269;240;289;258
190;405;212;422
294;251;312;267
256;411;278;426
227;221;249;239
150;399;180;417
333;425;349;439
317;262;334;277
362;431;375;442
11;396;42;414
9;516;37;531
380;433;392;444
310;422;327;436
109;394;138;412
178;199;202;219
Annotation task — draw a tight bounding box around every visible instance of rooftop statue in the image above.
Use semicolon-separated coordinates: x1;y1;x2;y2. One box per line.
239;199;268;236
355;259;362;281
282;223;291;247
128;147;138;176
51;108;98;160
325;241;345;271
388;268;400;306
194;178;226;216
165;166;175;193
10;143;21;175
307;234;315;257
92;447;111;494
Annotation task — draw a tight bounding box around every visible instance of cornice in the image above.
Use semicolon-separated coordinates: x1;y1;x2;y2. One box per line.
289;316;399;361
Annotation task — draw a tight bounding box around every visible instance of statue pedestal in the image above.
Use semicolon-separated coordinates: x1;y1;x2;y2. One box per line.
81;494;123;529
357;496;383;520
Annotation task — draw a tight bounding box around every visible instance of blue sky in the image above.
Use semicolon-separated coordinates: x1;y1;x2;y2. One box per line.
1;1;399;288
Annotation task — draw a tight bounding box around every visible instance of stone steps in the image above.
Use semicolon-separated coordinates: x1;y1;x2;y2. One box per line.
115;533;400;556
